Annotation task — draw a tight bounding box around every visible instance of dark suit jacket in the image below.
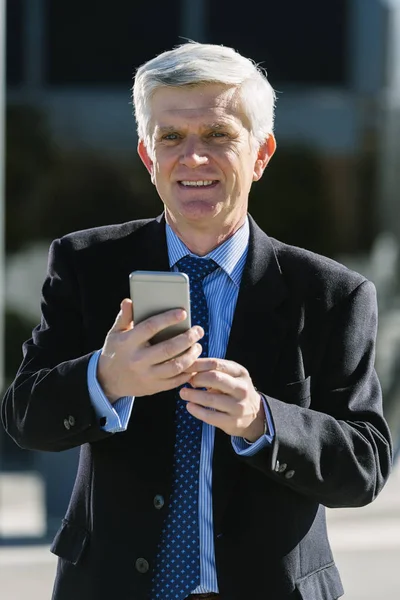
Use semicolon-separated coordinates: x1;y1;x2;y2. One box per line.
2;215;392;600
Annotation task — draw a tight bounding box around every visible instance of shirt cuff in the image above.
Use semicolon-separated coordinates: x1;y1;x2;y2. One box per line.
87;350;134;433
231;394;275;456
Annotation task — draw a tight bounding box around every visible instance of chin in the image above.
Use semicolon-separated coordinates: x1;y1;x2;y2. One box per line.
179;200;221;221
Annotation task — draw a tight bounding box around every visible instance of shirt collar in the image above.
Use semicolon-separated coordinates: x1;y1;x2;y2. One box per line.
166;217;249;288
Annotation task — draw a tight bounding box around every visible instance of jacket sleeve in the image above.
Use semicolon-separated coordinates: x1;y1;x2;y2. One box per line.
1;237;112;452
242;280;393;508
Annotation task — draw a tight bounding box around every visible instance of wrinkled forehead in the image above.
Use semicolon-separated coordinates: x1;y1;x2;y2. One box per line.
149;83;249;131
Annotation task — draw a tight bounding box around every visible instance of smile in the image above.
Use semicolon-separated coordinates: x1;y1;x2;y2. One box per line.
179;180;218;187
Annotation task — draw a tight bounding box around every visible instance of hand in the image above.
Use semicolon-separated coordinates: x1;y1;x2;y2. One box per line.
97;298;204;402
179;358;265;441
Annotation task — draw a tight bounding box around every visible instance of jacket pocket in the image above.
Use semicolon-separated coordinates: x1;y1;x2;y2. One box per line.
282;376;311;405
296;563;344;600
50;519;89;565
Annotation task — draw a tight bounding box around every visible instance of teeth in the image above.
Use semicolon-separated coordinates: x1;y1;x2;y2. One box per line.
180;180;215;187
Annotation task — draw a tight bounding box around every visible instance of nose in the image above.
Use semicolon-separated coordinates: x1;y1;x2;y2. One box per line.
179;137;209;168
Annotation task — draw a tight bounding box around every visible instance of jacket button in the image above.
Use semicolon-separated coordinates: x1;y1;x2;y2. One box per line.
285;470;295;479
278;463;287;473
68;415;75;427
135;557;149;573
153;494;164;510
63;419;71;430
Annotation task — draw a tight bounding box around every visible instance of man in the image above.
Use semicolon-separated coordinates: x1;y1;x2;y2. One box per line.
2;43;392;600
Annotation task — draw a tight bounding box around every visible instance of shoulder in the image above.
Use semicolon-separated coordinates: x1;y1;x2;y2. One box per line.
270;237;375;310
59;218;156;251
45;217;165;273
47;217;163;261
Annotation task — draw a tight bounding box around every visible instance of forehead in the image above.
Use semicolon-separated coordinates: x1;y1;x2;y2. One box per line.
150;84;247;129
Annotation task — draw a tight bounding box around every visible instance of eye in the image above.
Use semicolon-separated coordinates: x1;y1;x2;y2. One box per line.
162;133;180;141
209;131;226;138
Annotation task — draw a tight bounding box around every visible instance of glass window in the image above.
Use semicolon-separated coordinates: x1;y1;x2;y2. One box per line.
6;0;24;86
45;0;181;85
206;0;349;86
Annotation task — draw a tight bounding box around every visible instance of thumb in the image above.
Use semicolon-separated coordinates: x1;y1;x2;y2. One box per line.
110;298;133;332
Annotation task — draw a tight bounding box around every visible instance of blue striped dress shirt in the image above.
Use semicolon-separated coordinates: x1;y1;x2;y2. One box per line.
87;216;274;594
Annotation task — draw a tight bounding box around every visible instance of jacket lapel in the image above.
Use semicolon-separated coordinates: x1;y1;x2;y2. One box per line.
117;214;170;296
212;216;290;531
114;216;178;487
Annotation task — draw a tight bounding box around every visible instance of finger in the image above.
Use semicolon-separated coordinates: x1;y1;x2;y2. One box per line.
153;341;203;379
185;358;247;378
156;371;196;392
136;373;195;398
133;308;188;345
180;387;234;413
188;370;242;396
146;325;204;366
186;402;231;429
110;298;133;333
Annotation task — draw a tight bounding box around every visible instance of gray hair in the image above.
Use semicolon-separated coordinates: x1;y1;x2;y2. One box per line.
132;42;276;153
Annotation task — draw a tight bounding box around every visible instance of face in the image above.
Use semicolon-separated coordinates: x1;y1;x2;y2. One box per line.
138;84;276;237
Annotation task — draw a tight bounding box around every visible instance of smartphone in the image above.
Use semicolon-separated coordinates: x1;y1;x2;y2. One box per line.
129;270;191;345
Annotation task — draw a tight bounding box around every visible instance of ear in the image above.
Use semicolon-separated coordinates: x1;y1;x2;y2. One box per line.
137;139;154;177
253;134;276;181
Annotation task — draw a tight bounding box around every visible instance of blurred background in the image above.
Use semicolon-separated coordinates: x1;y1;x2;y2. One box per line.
1;0;400;598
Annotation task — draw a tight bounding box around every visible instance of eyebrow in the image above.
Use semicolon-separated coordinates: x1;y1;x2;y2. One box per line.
204;122;231;129
155;121;234;134
156;126;179;134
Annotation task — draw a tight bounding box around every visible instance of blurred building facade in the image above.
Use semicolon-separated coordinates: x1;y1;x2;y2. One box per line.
6;0;384;152
6;0;395;254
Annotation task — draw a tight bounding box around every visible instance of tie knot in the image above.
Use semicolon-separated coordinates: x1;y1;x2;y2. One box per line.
176;256;219;282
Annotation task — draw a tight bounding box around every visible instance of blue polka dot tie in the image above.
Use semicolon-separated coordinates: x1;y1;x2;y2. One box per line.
150;256;219;600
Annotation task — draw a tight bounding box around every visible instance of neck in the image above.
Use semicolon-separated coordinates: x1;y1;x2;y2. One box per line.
165;213;246;256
